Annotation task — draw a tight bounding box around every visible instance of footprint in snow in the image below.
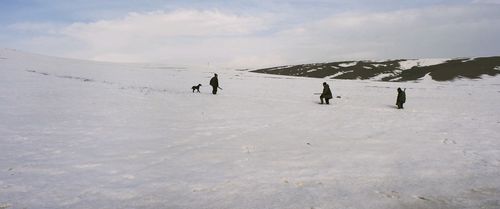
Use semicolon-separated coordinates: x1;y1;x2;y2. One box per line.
242;145;255;154
442;138;457;145
375;190;400;199
470;187;500;195
415;196;431;201
281;178;306;187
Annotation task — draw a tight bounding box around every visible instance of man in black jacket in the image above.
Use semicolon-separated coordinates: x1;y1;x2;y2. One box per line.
210;73;219;95
320;82;333;104
396;87;406;109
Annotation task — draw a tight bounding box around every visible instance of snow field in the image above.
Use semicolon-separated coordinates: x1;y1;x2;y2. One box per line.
1;49;500;209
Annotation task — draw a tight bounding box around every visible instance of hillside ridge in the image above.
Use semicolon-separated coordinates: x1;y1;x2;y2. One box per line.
251;56;500;82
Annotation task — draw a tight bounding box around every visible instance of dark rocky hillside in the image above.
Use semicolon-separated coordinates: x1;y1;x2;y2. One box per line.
251;56;500;82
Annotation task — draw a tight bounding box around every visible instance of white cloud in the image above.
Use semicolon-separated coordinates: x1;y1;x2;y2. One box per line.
44;10;274;67
7;4;500;69
270;4;500;63
63;10;267;38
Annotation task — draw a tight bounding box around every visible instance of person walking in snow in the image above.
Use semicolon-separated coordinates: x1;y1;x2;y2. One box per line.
320;82;333;104
396;87;406;109
210;73;219;95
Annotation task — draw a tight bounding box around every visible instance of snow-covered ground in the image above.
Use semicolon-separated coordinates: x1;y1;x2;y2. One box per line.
1;48;500;209
338;61;358;68
398;59;449;70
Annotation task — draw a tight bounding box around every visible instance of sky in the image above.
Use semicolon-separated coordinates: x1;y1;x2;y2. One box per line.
1;0;499;69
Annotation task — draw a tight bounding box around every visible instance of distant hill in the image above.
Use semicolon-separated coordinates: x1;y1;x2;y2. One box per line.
251;56;500;82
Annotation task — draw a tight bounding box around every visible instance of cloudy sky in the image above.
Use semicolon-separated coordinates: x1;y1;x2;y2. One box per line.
1;0;499;69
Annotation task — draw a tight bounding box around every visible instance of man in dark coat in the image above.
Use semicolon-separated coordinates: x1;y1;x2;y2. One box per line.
396;87;406;109
210;73;219;95
320;82;333;104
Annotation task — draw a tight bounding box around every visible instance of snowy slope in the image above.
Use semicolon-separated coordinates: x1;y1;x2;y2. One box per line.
252;57;500;82
398;58;448;70
1;48;500;209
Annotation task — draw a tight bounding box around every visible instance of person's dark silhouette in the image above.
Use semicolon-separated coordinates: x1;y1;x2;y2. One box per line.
210;73;219;95
320;82;333;104
396;87;406;109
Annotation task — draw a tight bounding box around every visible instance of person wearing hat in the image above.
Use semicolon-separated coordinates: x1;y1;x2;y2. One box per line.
320;82;333;104
210;73;219;95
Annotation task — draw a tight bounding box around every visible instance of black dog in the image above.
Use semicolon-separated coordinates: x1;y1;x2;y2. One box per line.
192;84;202;93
